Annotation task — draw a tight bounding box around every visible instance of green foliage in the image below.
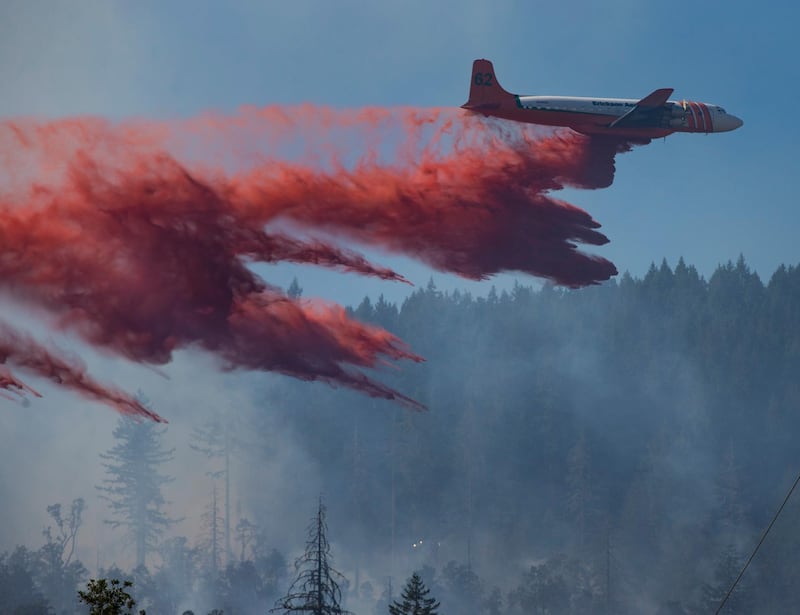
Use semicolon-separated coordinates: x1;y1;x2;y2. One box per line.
0;547;51;614
389;573;440;615
77;578;145;615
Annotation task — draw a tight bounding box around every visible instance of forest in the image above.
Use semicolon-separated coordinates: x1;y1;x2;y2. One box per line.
3;256;800;614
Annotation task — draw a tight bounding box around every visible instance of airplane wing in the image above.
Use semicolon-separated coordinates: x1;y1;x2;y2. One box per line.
608;88;674;128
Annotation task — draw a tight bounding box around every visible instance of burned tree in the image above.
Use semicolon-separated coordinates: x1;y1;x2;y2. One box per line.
272;498;351;615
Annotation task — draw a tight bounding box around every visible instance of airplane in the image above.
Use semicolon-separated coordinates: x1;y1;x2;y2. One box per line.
462;59;743;139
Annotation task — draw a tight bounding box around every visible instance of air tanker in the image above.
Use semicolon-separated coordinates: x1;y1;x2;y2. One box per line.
462;59;743;139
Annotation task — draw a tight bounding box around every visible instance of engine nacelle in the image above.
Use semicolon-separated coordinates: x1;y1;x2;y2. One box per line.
669;103;685;117
668;117;686;127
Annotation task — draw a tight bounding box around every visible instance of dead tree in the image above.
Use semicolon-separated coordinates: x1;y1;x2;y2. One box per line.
272;498;351;615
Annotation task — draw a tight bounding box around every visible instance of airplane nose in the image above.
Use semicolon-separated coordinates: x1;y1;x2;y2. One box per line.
718;114;743;132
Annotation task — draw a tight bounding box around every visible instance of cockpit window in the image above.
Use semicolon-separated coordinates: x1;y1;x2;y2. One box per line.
719;108;726;114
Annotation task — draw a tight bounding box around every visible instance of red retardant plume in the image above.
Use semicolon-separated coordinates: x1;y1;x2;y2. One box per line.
0;320;164;421
0;363;41;401
0;107;640;418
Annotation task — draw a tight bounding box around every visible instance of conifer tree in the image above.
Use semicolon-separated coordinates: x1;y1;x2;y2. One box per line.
190;409;240;565
272;498;351;615
200;485;224;577
287;277;304;299
97;400;178;569
389;573;440;615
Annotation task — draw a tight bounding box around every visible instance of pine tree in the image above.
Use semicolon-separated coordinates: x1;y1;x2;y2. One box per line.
695;545;753;614
272;498;351;615
389;573;440;615
566;430;601;553
235;517;257;562
190;410;240;565
97;402;178;569
151;537;198;614
200;485;224;577
287;277;304;299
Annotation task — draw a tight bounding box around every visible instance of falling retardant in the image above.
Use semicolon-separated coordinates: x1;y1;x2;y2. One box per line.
0;106;643;418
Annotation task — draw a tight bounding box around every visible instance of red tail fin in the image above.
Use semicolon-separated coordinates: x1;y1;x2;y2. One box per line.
462;59;514;111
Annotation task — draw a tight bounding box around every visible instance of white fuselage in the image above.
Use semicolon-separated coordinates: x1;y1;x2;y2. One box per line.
516;95;743;133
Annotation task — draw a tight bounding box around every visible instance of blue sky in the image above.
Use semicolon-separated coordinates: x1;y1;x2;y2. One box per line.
1;0;795;305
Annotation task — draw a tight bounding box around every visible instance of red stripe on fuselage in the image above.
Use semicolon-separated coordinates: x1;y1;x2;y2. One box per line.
689;103;706;132
699;103;713;132
695;103;706;131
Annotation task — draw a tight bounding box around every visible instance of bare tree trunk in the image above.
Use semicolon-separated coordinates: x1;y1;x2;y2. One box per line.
225;424;232;565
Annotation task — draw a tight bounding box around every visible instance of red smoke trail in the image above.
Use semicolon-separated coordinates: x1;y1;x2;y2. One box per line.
0;363;41;400
0;107;637;418
0;320;164;421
